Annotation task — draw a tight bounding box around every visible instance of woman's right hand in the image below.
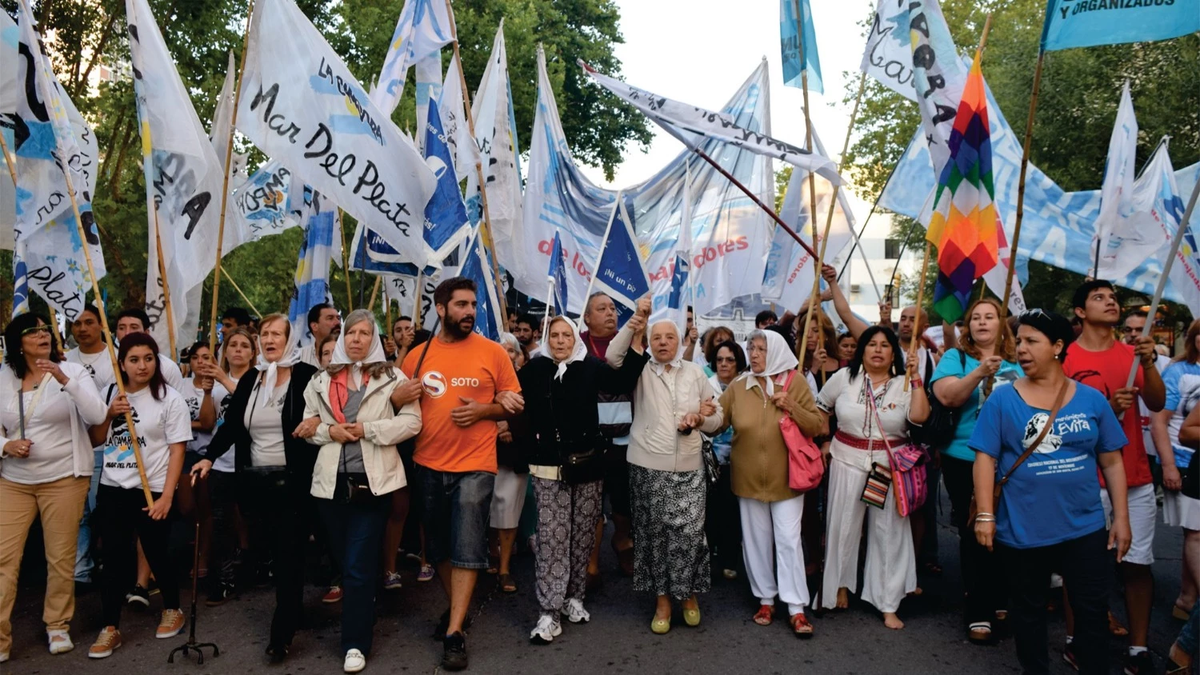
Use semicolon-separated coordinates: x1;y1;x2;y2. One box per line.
4;439;32;458
975;356;1003;378
107;393;131;419
191;459;213;480
974;519;995;552
292;416;320;439
329;423;362;444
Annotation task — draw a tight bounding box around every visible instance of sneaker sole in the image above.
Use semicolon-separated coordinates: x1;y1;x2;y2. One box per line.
322;597;343;604
531;623;563;644
49;644;75;655
88;643;120;659
561;614;589;624
126;597;149;607
441;658;469;672
384;583;403;591
156;624;185;639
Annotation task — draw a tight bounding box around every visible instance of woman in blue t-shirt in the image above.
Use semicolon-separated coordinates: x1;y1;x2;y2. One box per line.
929;298;1022;644
969;310;1130;675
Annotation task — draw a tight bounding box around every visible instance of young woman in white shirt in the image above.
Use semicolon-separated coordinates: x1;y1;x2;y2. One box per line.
85;332;192;658
0;313;107;660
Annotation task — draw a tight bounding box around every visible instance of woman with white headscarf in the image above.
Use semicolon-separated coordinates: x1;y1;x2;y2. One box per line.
297;309;421;673
714;329;824;636
191;313;318;664
515;315;647;644
606;309;724;635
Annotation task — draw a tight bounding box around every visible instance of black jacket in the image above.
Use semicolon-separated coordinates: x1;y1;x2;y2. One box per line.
206;362;318;477
514;349;646;468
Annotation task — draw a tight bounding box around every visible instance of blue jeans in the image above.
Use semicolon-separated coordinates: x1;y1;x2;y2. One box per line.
318;487;390;655
415;465;494;569
1179;604;1199;659
73;449;102;582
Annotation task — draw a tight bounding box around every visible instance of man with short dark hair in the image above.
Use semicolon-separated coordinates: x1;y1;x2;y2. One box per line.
219;307;252;342
299;302;341;367
505;307;519;334
115;307;185;391
400;277;523;671
754;309;778;329
513;313;541;355
67;304;114;585
1063;280;1165;674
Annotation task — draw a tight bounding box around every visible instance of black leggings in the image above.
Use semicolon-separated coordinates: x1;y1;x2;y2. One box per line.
239;469;307;647
97;485;180;627
942;456;1006;624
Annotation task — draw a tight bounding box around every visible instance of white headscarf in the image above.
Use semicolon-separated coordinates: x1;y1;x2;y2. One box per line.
255;318;302;407
736;329;798;396
538;316;587;381
330;311;389;384
648;320;684;376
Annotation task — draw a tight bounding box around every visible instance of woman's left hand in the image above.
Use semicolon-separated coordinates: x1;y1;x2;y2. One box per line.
292;416;320;439
144;495;173;521
699;397;717;417
974;519;995;552
1109;517;1132;563
35;359;68;385
770;391;792;412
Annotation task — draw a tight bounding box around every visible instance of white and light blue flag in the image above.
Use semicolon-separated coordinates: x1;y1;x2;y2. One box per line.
780;0;822;94
1093;81;1142;279
861;0;917;101
288;188;336;348
458;231;503;340
372;0;453;116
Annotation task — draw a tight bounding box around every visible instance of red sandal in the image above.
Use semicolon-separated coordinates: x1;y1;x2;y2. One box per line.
791;613;814;638
753;605;774;626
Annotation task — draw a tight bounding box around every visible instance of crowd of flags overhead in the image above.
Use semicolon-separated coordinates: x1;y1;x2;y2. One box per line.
1;0;1198;348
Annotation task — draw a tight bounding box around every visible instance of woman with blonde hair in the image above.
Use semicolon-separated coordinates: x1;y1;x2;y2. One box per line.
930;297;1023;643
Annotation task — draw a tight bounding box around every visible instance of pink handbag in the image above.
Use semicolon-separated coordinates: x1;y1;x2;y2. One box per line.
778;371;825;492
863;377;927;517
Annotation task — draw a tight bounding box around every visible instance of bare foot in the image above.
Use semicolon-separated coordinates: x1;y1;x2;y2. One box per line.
836;588;849;610
883;613;904;630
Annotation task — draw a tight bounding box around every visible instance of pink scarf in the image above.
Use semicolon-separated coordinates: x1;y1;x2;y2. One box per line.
328;369;369;424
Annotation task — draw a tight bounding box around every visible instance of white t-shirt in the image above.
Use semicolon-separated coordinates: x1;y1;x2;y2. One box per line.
100;385;192;492
245;382;288;467
211;376;240;473
1139;354;1172;457
184;380;228;456
65;347;116;392
159;356;186;392
0;362;102;484
298;343;320;369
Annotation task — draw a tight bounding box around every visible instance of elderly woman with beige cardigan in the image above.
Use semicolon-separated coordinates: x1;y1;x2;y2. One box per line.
607;318;723;635
716;329;823;637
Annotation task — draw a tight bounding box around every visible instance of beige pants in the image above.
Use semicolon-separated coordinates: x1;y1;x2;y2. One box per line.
0;475;89;654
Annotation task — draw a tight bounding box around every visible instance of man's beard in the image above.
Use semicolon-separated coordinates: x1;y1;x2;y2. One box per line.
445;315;475;339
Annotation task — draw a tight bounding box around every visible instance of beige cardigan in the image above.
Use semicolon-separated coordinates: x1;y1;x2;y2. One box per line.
606;328;723;473
303;368;422;499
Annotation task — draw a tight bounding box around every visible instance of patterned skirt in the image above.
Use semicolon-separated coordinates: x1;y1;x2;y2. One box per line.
629;464;711;599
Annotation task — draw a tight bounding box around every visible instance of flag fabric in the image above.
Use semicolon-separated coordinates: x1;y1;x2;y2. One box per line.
1040;0;1200;52
458;232;503;340
211;50;246;182
1093;82;1143;279
592;197;652;327
4;2;105;323
924;53;1000;322
237;0;436;265
440;52;481;179
126;0;226;351
548;231;569;314
906;0;969;176
412;55;443;154
780;0;823;94
11;249;29;317
372;0;454;116
421;97;470;263
287;188;336;348
465;23;524;280
762;120;855;313
581;60;840;184
665;168;694;334
228;160;302;243
860;0;918;102
1141;143;1199;316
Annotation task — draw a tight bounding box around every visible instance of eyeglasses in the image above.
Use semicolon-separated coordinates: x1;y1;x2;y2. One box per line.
21;325;51;337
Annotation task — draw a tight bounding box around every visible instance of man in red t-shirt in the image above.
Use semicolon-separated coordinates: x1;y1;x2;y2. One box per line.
1063;280;1164;674
396;277;522;672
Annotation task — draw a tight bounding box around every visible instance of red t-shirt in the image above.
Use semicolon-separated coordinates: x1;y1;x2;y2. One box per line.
401;333;520;474
1063;340;1151;487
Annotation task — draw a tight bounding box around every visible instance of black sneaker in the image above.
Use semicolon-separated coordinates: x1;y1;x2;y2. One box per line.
206;580;236;607
441;631;468;671
125;585;150;608
1062;644;1079;671
1123;650;1153;675
431;610;472;640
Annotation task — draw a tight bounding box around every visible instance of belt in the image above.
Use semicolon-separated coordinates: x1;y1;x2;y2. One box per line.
834;431;895;452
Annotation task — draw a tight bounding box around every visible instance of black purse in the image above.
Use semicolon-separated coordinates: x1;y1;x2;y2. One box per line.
544;376;606;485
701;437;720;484
911;350;965;448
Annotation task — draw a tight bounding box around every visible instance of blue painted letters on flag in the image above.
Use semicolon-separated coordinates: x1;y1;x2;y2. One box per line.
422;97;469;261
592;200;652;326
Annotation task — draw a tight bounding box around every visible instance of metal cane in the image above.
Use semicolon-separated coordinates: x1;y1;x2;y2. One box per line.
168;475;220;664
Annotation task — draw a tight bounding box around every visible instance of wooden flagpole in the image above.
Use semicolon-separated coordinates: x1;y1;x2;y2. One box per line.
1002;49;1047;321
444;3;509;322
798;71;867;372
337;209;353;310
413;267;425;331
367;275;382;312
208;0;257;353
152;211;178;359
220;266;262;317
904;242;932;391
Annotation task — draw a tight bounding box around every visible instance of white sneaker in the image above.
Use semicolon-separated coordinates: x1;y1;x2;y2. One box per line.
47;629;74;654
529;614;562;644
343;648;366;673
561;598;590;624
0;651;8;662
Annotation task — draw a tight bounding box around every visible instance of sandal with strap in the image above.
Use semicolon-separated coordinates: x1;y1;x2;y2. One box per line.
498;574;517;594
1107;612;1129;637
791;613;814;638
968;622;993;645
753;605;774;626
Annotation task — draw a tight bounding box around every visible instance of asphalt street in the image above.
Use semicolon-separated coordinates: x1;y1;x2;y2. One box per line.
4;490;1192;675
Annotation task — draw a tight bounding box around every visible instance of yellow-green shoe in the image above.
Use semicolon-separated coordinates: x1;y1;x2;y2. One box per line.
683;606;701;627
650;616;671;634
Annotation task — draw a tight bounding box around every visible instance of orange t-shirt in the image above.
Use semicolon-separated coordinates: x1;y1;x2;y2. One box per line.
401;333;521;474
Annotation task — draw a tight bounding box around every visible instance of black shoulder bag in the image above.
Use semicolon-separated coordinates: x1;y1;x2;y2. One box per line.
912;349;967;448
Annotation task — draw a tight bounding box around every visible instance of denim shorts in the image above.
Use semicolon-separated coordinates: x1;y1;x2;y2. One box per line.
415;465;495;569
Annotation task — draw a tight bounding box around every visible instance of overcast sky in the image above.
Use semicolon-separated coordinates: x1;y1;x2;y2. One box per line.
578;0;877;188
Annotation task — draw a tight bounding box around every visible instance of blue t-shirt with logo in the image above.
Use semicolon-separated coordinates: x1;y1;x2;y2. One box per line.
968;383;1126;549
930;348;1023;462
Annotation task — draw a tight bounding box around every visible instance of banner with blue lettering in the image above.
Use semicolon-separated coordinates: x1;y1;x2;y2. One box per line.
1040;0;1200;52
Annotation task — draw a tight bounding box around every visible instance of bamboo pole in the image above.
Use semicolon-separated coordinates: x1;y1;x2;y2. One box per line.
413;267;425;331
905;242;932;392
207;0;257;354
797;71;867;375
444;3;509;322
152;211;177;359
1003;51;1046;321
337;209;353;310
220;266;262;318
367;275;382;312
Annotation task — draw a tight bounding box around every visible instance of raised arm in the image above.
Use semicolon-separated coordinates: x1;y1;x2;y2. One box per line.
822;264;869;340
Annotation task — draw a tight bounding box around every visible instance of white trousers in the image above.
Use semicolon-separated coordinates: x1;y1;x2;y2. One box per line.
739;494;808;616
821;458;916;613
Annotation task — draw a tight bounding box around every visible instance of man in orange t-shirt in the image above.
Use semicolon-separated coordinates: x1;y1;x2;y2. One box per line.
397;277;522;672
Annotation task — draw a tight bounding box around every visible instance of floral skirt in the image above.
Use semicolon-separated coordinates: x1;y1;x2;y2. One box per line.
629;464;710;599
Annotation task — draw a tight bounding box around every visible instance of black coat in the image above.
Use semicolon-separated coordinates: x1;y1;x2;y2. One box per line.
206;362;318;478
514;349;646;467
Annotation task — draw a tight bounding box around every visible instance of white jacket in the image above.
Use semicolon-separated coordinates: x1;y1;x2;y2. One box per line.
303;367;422;499
606;328;723;473
0;361;108;479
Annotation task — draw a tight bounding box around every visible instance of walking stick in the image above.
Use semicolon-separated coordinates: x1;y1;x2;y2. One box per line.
169;474;220;664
